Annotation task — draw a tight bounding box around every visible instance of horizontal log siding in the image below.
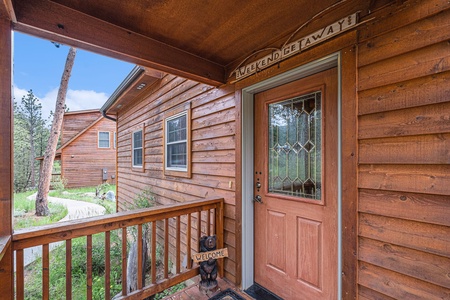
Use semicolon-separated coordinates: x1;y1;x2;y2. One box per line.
62;111;102;144
357;1;450;298
116;74;237;282
61;118;116;188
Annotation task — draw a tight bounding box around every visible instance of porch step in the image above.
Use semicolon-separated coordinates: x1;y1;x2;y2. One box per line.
163;276;253;300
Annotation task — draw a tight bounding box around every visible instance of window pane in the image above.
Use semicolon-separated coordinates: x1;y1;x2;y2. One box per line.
133;130;142;148
133;149;142;166
167;115;186;143
99;132;109;148
167;142;186;168
268;91;322;200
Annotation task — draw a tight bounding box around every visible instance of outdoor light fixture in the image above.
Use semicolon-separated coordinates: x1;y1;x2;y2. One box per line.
136;83;146;90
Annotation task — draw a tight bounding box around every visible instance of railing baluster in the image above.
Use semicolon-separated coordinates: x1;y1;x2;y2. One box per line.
187;214;192;269
197;210;202;248
151;222;156;284
87;235;93;300
164;219;169;279
176;216;180;274
105;231;111;300
66;239;72;300
137;224;143;290
43;244;49;300
212;208;216;235
215;200;225;277
121;227;127;296
206;209;211;236
16;249;24;300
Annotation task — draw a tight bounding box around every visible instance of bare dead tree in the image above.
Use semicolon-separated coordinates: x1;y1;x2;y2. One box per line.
35;47;76;216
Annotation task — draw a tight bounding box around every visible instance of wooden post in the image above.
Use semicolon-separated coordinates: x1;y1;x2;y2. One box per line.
0;16;14;300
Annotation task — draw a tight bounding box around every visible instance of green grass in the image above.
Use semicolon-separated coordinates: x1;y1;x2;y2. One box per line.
13;190;68;230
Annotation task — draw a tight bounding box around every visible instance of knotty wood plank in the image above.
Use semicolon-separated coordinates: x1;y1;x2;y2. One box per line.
359;7;450;67
192;122;236;142
359;213;450;258
359;237;450;289
359;41;450;91
66;239;72;300
359;101;450;139
359;189;450;227
359;134;450;165
192;136;236;152
43;244;49;300
358;71;450;115
105;232;111;300
191;94;235;119
359;262;450;300
191;150;236;163
87;235;93;300
359;164;450;196
16;249;24;300
191;107;236;130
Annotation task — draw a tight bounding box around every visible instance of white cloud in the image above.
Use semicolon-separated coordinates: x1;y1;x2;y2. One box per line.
13;86;108;120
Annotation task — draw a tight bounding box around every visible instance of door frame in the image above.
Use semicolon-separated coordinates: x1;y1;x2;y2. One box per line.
241;52;343;296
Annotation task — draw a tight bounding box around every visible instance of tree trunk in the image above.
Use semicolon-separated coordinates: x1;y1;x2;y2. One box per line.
36;47;76;216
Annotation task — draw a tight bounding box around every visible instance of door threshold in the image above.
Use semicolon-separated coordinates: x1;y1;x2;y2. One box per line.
245;283;283;300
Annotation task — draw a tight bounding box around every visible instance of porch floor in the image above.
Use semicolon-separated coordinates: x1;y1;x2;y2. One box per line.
163;276;253;300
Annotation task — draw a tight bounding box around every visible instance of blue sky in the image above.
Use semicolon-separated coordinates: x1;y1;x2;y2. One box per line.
13;32;134;119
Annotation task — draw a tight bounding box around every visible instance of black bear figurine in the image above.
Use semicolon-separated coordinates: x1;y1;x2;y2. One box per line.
199;235;218;292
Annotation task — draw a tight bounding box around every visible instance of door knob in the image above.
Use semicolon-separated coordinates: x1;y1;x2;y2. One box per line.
254;195;262;203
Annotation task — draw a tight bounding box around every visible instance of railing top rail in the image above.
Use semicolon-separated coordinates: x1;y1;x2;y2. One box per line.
13;197;223;250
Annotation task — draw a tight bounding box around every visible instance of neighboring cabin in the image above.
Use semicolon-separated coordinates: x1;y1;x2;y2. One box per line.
39;109;117;188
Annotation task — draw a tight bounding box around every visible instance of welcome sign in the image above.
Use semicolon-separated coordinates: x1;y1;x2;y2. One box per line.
234;13;358;80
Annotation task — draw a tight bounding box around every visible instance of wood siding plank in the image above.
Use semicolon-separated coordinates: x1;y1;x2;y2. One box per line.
359;41;450;91
359;262;450;300
359;164;450;196
359;213;450;258
359;134;450;165
359;189;450;227
359;237;450;289
359;100;450;140
358;71;450;116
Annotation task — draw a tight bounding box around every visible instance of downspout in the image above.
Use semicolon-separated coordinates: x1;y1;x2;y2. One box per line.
102;110;116;122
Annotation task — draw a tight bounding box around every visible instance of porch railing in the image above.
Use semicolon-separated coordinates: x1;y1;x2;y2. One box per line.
12;197;224;300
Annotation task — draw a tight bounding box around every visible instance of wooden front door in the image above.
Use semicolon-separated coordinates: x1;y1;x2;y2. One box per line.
254;68;338;299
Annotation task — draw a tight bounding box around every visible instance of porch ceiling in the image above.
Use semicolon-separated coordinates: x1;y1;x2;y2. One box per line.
6;0;378;85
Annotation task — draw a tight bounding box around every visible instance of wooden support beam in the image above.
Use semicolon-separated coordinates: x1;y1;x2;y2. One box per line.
11;0;226;86
0;16;13;300
0;0;16;22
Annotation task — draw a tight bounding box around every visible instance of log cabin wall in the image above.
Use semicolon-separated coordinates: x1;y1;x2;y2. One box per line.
356;1;450;298
61;117;117;188
116;74;237;282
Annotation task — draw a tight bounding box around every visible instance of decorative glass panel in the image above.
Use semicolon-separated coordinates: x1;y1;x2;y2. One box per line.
166;113;187;169
268;91;322;200
98;132;110;148
133;130;143;167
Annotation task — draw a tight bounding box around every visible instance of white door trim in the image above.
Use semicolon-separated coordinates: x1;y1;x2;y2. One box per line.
241;52;342;299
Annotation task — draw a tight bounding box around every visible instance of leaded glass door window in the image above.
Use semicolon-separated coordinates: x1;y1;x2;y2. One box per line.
268;91;322;200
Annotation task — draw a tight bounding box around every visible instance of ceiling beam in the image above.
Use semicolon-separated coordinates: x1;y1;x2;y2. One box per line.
0;0;16;22
11;0;226;86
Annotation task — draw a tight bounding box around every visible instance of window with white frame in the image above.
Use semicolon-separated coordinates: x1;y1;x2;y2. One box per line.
165;112;187;171
98;131;110;148
132;129;143;167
